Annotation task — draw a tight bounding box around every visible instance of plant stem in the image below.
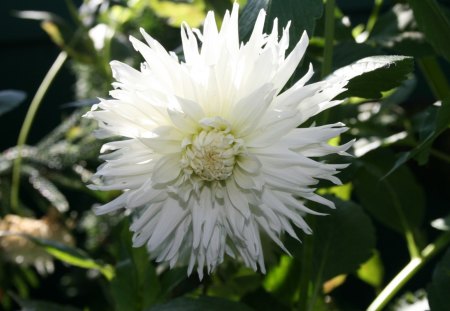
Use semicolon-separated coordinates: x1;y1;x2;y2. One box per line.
365;0;383;36
298;218;315;311
405;229;421;259
367;231;450;311
321;0;335;79
10;51;68;212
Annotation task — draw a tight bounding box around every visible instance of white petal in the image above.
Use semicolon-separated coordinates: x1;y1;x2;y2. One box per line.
152;154;181;184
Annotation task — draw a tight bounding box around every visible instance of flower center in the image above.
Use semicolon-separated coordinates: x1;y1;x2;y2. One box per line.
181;118;242;181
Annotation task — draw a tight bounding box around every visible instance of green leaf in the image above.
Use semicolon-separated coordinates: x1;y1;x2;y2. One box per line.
0;232;115;280
329;55;414;99
148;296;253;311
332;41;383;70
408;0;450;62
353;149;425;233
265;0;323;40
239;0;323;43
208;265;262;300
356;250;384;290
311;198;375;282
386;98;450;175
109;223;161;311
10;292;82;311
428;248;450;311
369;4;434;58
239;0;269;41
241;288;290;311
0;90;26;116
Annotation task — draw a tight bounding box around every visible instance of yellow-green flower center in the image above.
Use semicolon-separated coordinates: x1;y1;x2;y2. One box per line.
181;119;242;181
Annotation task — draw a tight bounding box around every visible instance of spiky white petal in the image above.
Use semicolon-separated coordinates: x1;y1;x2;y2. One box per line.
86;3;352;278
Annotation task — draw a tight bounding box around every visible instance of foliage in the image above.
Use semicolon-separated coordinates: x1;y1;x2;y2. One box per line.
1;0;450;310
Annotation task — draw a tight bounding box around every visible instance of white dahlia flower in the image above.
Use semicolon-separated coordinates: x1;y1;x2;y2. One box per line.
86;3;352;278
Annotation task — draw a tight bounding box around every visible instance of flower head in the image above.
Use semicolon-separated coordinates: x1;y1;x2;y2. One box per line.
87;3;352;278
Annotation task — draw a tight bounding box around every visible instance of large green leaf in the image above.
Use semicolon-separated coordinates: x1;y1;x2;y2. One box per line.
369;4;434;58
239;0;269;41
148;296;253;311
428;248;450;311
265;0;323;40
0;90;26;116
408;0;450;62
110;224;162;311
311;199;375;282
353;149;425;233
239;0;323;42
328;55;414;99
263;255;299;303
386;99;450;175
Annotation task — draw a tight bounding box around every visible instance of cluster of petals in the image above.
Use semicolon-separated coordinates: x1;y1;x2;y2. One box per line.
86;3;352;278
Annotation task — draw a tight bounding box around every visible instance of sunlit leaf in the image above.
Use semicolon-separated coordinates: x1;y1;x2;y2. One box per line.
408;0;450;62
328;55;414;99
263;255;293;292
149;0;206;27
428;248;450;311
263;254;301;303
147;296;253;311
0;90;26;116
357;250;384;290
354;149;425;233
369;4;434;57
319;183;352;201
6;233;115;280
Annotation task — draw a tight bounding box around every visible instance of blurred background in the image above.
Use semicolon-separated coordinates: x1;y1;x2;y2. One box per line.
1;0;449;310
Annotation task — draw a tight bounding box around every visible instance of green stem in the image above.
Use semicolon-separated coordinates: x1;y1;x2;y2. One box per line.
404;229;421;259
298;218;315;311
307;251;325;311
367;231;450;311
365;0;383;36
417;56;450;100
10;51;68;212
321;0;335;79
